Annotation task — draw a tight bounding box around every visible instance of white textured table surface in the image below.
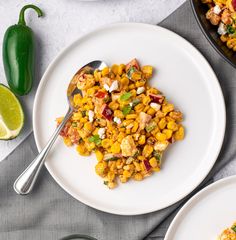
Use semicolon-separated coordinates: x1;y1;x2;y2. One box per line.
0;0;185;161
0;0;235;178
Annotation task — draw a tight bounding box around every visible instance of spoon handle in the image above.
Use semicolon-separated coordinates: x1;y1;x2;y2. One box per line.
14;108;73;195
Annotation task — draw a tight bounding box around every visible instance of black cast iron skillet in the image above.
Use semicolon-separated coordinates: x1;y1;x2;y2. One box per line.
190;0;236;68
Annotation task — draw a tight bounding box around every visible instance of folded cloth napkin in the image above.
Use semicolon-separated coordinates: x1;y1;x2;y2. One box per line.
1;1;236;240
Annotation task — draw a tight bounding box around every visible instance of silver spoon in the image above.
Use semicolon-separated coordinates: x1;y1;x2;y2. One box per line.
14;60;107;195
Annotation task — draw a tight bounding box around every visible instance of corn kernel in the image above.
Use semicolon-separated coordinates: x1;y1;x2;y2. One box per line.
131;121;139;133
102;67;109;76
147;108;156;116
95;150;104;161
162;104;174;113
174;126;185;140
63;138;72;146
107;172;115;181
142;96;151;105
131;71;142;80
138;156;145;161
133;162;141;171
114;110;124;119
95;161;108;177
126;114;137;119
162;129;173;139
123;170;132;178
76;144;90;156
142;145;154;157
141;65;153;79
167;121;178;131
101;139;113;148
111;64;119;75
138;135;146;145
156;132;167;141
135;81;145;88
133;173;143;181
129;84;135;90
149;157;158;168
119;175;128;183
120;77;129;86
134;103;145;112
108;102;119;110
118;64;125;75
107;181;117;189
158;118;167;130
111;142;121;154
84;122;93;132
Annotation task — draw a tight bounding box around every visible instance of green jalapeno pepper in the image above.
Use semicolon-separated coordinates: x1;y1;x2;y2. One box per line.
2;5;43;96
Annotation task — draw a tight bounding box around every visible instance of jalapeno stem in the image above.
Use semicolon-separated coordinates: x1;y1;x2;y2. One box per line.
18;4;43;26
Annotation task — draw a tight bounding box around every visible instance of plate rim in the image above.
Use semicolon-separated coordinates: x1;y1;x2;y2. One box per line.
164;175;236;239
33;22;226;215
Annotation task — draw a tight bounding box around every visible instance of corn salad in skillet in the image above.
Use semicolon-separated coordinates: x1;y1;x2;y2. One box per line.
202;0;236;51
57;59;185;189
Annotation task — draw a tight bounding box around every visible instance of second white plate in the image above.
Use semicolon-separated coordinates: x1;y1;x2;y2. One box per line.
33;23;225;215
165;175;236;240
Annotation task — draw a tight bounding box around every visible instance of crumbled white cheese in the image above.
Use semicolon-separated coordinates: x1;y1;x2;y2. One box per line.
136;87;145;95
213;5;221;15
88;110;94;122
98;128;106;139
109;80;119;92
150;102;161;111
104;84;110;91
113;117;121;124
218;22;227;35
129;102;133;107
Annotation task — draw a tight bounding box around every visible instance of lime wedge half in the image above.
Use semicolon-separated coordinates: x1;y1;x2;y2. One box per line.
0;84;24;140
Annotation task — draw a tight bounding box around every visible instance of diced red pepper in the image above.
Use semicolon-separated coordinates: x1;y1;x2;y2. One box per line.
101;104;113;121
95;91;107;98
126;58;140;71
232;0;236;9
149;93;164;104
143;160;152;172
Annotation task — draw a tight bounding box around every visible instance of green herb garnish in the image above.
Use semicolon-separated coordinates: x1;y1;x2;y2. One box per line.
153;151;162;162
120;92;132;101
88;134;101;145
71;122;77;127
227;25;235;34
81;110;86;117
131;99;141;107
104;181;108;185
145;121;157;132
122;105;132;115
133;150;140;158
232;225;236;233
127;66;136;79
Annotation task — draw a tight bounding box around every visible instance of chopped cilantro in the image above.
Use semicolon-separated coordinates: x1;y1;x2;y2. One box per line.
145;121;157;132
120;92;132;101
127;66;136;79
88;135;101;145
132;99;141;107
227;25;235;34
71;122;77;127
122;105;132;115
81;110;86;117
104;181;109;185
153;151;162;162
232;225;236;233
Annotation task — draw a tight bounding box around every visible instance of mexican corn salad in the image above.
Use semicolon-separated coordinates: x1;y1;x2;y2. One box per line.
57;59;185;189
202;0;236;51
218;222;236;240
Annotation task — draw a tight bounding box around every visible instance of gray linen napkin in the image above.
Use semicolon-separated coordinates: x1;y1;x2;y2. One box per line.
1;1;236;240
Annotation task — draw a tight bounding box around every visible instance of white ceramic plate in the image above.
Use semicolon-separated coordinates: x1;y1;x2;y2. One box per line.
33;23;225;215
164;175;236;240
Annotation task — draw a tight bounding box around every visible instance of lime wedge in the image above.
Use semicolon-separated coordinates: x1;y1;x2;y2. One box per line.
0;84;24;140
